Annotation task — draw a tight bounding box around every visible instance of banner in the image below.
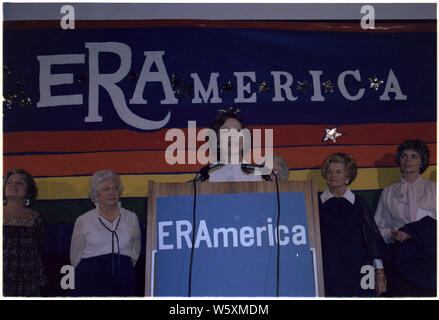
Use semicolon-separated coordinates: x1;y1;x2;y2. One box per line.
3;12;436;195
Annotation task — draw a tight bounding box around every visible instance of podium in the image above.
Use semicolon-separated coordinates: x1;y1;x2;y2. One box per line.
145;179;324;297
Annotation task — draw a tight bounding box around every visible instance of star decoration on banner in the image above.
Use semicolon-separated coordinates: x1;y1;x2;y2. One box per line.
368;76;384;91
16;78;26;86
170;74;193;100
4;65;13;76
322;127;344;143
322;80;334;93
129;70;139;81
174;80;194;100
18;97;32;107
221;81;233;93
258;81;270;92
218;106;241;114
171;74;182;87
77;74;87;83
296;80;309;93
3;65;32;110
3;97;13;109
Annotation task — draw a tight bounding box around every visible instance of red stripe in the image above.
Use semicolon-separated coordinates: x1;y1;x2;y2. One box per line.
4;122;436;154
3;143;436;177
3;20;436;33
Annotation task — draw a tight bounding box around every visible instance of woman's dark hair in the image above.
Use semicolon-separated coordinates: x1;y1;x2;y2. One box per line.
208;111;248;162
209;111;247;135
3;169;38;206
396;139;430;174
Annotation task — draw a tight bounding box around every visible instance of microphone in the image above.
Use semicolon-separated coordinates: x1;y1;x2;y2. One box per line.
240;163;272;181
240;163;265;171
192;162;224;182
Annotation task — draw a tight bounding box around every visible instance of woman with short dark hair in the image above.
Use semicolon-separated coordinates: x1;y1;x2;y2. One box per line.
3;169;46;296
207;109;261;182
395;139;430;174
374;139;436;296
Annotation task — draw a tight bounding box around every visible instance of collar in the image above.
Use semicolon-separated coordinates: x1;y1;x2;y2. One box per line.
400;175;423;185
393;175;425;202
320;188;355;205
93;201;122;220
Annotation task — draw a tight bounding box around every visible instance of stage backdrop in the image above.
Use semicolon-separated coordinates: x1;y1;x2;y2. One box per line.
2;3;436;296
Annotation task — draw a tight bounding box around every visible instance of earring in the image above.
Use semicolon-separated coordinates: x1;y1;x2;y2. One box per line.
24;198;30;206
3;198;7;205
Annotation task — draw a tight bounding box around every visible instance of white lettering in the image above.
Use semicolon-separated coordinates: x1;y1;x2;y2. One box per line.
197;128;217;165
194;220;213;248
213;227;239;248
234;72;257;103
60;5;75;30
276;225;290;245
338;70;365;101
129;51;178;105
37;54;85;107
85;43;171;129
191;73;222;103
292;225;307;245
271;71;297;102
165;128;186;165
267;218;274;246
256;226;267;247
309;70;325;101
240;226;255;247
361;5;375;30
60;265;75;289
360;265;375;289
158;221;174;250
188;121;197;164
379;69;408;101
176;220;192;249
158;219;308;250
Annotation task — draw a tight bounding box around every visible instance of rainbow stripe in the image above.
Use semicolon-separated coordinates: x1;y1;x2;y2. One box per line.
33;166;437;200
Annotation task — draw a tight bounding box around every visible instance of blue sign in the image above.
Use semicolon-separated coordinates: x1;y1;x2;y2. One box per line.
155;192;315;297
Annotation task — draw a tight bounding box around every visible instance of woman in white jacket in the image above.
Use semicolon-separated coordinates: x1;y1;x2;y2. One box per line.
70;170;141;297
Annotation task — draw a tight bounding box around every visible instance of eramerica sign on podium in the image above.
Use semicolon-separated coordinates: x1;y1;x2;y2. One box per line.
145;180;324;297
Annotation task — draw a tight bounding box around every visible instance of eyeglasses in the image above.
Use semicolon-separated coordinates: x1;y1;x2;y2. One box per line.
99;186;119;192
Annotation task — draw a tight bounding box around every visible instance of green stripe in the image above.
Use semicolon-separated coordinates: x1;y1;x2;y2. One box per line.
33;198;147;225
353;190;384;214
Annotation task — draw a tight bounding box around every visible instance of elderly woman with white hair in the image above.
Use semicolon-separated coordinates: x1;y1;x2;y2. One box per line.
270;154;290;181
70;170;141;297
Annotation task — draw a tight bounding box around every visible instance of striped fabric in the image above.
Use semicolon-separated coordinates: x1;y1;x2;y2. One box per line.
3;17;436;200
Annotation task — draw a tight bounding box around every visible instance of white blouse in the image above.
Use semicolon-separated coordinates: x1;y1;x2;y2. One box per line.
208;164;262;182
70;203;141;268
374;176;436;244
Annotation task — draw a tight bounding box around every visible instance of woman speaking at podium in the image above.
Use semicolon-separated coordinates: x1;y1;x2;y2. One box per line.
207;109;262;182
319;153;388;297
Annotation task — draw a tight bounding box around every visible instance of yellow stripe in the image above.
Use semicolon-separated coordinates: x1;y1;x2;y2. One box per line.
35;174;195;200
292;166;436;192
34;166;437;200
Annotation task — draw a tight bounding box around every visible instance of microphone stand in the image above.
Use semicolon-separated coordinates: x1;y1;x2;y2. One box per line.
187;162;224;296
